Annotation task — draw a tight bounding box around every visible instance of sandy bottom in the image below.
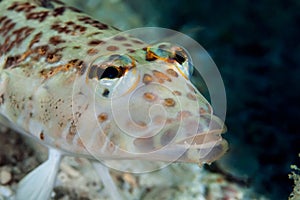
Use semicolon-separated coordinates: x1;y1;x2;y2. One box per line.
0;126;264;200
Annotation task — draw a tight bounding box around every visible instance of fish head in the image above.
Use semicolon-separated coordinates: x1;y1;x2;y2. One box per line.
77;42;227;165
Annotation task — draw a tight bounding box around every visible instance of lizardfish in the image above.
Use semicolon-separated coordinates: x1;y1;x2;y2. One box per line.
0;0;228;199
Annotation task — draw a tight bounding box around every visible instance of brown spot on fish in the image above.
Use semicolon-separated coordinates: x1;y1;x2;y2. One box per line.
143;92;157;102
29;32;43;48
134;137;155;152
77;16;109;30
35;45;49;55
87;48;99;55
158;44;167;49
49;36;66;46
172;90;182;96
66;124;77;144
136;121;147;127
177;111;192;119
127;49;135;53
73;46;81;49
166;68;178;77
0;26;34;54
0;94;4;105
106;46;119;51
98;113;108;123
7;2;36;13
67;6;82;13
46;52;62;63
26;11;49;22
187;93;197;101
0;17;16;37
164;98;175;107
67;59;87;75
199;107;206;115
88;39;104;46
51;21;86;35
186;83;196;93
153;70;171;82
53;6;66;16
0;16;7;23
87;31;103;37
143;74;153;84
66;21;75;26
123;43;132;47
107;141;116;153
19;52;33;65
131;39;144;44
161;129;176;146
40;132;44;140
113;36;127;41
75;25;86;33
4;55;20;69
165;118;175;124
77;138;84;148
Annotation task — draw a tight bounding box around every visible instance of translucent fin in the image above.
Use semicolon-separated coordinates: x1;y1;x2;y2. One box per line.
92;162;123;200
16;148;62;200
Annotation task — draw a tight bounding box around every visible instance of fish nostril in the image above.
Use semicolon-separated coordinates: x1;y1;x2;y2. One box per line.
102;88;109;97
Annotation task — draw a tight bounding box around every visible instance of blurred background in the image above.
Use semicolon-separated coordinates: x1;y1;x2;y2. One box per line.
67;0;300;199
0;0;297;199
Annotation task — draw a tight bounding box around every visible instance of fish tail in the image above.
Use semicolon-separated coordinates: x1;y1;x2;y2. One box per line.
15;148;62;200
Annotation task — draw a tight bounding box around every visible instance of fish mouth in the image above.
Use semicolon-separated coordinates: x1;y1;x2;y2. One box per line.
131;127;228;164
132;114;227;163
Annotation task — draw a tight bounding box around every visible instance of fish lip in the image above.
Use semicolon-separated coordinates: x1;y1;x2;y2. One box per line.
176;128;225;146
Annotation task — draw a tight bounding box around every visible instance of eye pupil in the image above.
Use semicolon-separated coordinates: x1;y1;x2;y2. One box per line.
100;66;120;79
174;51;186;64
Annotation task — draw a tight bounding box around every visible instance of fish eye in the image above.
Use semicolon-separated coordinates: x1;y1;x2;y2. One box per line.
100;66;123;79
145;43;193;79
87;54;139;99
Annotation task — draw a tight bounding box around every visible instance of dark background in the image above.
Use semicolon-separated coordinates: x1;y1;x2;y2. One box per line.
125;0;300;199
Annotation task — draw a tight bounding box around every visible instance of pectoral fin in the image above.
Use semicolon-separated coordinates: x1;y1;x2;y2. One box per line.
16;148;62;200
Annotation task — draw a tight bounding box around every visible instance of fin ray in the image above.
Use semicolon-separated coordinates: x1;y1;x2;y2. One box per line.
93;162;123;200
16;148;62;200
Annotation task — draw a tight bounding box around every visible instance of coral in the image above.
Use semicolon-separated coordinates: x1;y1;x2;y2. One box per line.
289;154;300;200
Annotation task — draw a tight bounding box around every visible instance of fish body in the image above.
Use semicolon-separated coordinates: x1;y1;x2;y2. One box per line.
0;0;227;163
0;0;227;198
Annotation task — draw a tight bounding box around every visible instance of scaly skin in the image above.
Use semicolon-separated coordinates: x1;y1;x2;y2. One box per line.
0;0;227;164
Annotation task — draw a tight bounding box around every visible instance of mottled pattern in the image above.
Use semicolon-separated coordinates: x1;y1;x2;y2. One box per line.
0;0;227;164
